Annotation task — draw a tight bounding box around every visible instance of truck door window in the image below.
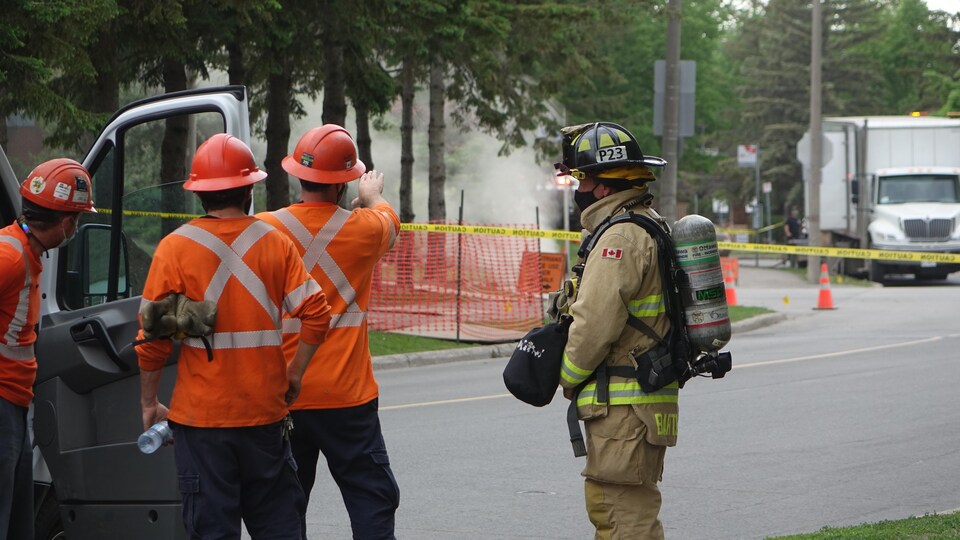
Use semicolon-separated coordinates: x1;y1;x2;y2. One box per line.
60;111;226;309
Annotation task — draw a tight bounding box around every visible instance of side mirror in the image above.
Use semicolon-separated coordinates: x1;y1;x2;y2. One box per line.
65;223;130;308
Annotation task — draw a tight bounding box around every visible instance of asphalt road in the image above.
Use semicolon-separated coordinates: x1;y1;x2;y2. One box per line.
297;268;960;539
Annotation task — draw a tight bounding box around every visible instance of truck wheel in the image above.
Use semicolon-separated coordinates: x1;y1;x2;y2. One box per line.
34;488;65;540
868;261;885;284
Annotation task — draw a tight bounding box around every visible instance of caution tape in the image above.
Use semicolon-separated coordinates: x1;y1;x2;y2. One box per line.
399;223;582;241
720;241;960;264
90;209;958;264
95;208;203;220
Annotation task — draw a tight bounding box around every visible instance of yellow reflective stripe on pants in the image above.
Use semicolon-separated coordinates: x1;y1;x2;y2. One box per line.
576;380;679;407
628;294;664;318
561;352;592;385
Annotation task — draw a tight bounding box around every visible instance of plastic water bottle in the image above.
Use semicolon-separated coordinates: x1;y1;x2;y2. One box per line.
138;420;173;454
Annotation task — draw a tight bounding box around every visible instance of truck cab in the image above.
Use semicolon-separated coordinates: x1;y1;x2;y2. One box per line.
1;86;251;539
867;167;960;280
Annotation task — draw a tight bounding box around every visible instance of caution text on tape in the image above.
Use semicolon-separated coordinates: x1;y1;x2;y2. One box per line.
399;223;581;241
720;241;960;264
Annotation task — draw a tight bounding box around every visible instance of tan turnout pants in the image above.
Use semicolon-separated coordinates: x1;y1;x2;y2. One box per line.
581;404;669;540
585;477;664;540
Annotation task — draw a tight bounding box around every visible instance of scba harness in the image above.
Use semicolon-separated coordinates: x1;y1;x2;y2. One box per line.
565;210;732;456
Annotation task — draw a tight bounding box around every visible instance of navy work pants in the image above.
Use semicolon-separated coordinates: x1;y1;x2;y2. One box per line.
170;421;306;540
0;397;32;540
290;398;400;540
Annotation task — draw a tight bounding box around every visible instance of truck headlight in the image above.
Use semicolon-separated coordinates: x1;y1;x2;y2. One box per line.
872;231;901;242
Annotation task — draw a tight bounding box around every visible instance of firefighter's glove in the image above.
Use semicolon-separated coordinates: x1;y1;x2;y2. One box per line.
174;297;217;339
547;291;562;321
140;294;182;340
547;284;574;322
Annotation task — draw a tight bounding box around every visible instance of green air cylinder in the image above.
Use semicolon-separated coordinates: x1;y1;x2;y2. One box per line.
672;214;731;352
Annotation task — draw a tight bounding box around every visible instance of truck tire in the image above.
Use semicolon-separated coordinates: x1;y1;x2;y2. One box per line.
34;488;65;540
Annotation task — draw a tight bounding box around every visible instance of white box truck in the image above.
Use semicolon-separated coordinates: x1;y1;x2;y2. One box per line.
798;116;960;282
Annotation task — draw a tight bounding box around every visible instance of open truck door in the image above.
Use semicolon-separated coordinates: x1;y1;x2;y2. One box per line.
2;86;252;540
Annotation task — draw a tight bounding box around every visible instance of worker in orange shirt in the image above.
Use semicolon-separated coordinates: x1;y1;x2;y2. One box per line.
137;134;332;539
1;159;96;540
258;125;401;539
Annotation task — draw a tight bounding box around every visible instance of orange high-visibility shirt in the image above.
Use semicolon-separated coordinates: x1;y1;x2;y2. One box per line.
0;222;41;408
135;216;331;427
257;201;399;409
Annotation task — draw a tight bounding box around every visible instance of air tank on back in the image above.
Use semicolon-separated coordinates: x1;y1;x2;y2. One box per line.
671;215;731;352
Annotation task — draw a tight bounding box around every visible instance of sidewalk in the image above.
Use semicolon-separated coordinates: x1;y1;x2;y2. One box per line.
373;265;814;371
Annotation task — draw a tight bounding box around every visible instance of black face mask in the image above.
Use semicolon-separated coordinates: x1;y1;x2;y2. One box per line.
574;186;600;212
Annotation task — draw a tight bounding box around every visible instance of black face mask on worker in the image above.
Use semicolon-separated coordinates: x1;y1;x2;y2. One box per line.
574;185;601;212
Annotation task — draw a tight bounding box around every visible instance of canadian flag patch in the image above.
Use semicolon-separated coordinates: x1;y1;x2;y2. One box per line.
601;248;623;260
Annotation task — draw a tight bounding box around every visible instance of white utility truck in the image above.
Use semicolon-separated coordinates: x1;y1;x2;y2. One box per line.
798;116;960;282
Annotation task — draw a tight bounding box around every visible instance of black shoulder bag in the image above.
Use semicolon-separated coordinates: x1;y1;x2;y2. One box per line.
502;315;573;407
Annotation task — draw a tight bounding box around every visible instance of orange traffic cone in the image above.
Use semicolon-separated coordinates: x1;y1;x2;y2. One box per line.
814;263;837;310
724;267;738;307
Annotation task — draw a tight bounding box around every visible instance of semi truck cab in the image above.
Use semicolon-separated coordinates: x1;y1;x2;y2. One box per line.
868;167;960;280
1;86;251;540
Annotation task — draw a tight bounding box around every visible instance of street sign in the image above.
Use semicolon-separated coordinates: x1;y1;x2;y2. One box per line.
762;181;772;193
737;144;758;167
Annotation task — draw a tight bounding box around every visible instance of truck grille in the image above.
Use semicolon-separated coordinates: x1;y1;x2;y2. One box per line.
902;218;954;241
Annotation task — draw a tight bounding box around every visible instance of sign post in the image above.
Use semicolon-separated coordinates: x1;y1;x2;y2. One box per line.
763;181;773;242
738;144;760;264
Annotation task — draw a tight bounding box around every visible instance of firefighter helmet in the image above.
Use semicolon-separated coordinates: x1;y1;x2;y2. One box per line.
282;125;366;184
20;158;97;213
183;134;267;192
557;122;666;182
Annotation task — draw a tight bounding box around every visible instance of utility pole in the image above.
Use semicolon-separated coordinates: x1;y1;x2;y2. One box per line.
661;0;682;224
807;0;823;283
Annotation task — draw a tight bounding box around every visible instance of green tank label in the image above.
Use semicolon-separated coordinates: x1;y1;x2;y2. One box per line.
695;285;725;301
674;241;719;265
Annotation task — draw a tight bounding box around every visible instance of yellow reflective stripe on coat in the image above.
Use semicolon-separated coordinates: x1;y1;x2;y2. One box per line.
560;352;593;385
576;380;679;407
628;294;664;318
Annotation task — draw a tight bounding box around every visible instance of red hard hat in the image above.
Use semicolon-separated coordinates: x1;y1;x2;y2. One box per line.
20;158;97;213
183;134;267;192
282;125;366;184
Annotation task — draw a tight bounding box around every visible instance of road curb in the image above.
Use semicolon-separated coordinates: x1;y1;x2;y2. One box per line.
730;312;788;334
372;312;788;371
373;342;518;371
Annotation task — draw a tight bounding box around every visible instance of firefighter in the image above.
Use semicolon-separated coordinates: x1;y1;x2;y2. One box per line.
554;122;676;540
0;159;96;540
257;125;401;539
136;134;332;539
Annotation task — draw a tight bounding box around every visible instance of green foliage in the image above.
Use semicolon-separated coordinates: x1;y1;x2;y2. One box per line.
0;0;118;145
878;0;960;114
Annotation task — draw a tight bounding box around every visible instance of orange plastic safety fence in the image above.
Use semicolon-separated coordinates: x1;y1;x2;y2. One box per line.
369;222;545;342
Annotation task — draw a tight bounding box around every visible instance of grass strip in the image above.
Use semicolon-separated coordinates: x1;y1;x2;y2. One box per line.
767;512;960;539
